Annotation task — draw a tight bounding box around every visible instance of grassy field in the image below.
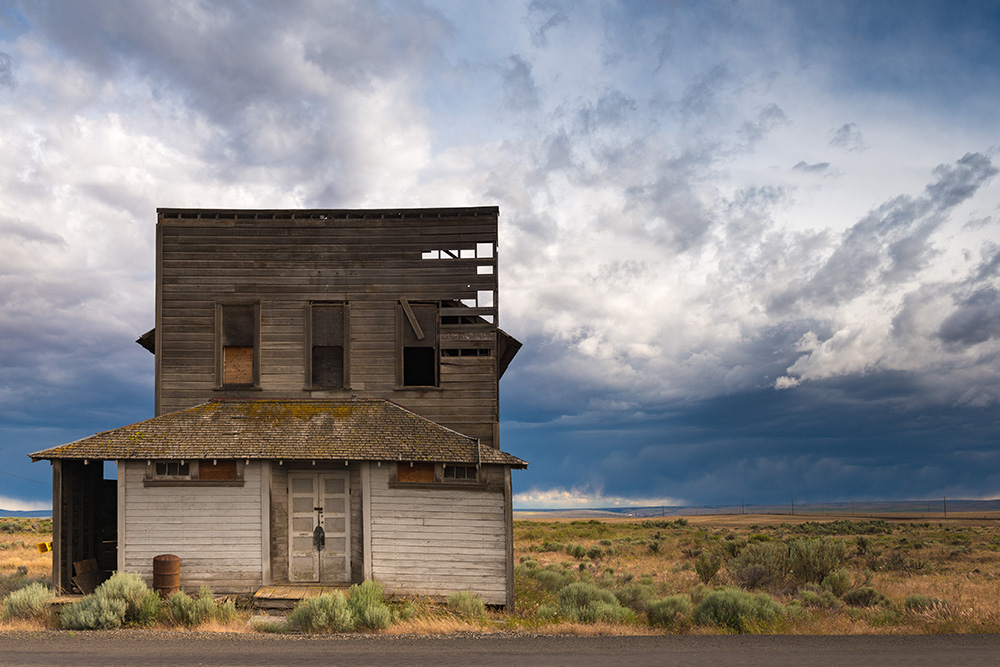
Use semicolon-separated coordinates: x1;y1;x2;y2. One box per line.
508;513;1000;633
5;514;1000;634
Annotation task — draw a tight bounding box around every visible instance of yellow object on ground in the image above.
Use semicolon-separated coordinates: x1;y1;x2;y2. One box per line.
36;541;52;554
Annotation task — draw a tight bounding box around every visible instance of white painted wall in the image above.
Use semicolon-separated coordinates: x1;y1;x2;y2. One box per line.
122;461;263;593
368;465;508;604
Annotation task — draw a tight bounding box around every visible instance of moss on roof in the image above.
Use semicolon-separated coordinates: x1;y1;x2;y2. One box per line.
29;399;526;467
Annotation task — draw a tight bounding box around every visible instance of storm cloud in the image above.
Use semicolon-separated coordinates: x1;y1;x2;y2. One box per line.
2;1;999;510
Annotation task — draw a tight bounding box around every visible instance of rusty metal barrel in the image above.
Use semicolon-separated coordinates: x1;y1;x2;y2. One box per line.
152;554;180;598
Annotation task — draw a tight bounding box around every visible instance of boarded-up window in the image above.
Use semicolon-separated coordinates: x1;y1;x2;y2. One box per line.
198;460;238;481
399;301;438;387
397;462;435;483
310;303;347;388
220;304;257;386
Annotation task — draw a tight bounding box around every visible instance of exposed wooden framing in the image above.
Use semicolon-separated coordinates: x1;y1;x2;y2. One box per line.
154;209;507;450
51;460;63;592
117;460;126;574
504;466;515;610
260;461;271;585
361;462;373;580
398;297;424;340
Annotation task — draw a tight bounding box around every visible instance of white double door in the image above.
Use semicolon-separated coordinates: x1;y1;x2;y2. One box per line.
288;472;350;583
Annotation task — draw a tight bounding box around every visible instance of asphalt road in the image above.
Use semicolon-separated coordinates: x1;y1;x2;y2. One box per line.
1;631;999;666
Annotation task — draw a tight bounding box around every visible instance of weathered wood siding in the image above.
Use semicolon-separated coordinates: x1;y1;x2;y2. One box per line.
368;465;508;604
155;208;501;449
122;461;263;592
267;463;365;584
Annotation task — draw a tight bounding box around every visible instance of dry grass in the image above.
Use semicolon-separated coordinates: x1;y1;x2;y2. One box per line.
511;514;1000;634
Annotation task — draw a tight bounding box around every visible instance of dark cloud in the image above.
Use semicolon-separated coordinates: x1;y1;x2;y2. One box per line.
502;55;540;112
0;217;64;245
574;89;636;135
0;51;14;87
511;376;1000;506
829;122;866;151
938;287;1000;347
527;0;571;48
773;153;996;310
738;103;788;148
792;160;831;174
678;64;729;121
925;152;999;211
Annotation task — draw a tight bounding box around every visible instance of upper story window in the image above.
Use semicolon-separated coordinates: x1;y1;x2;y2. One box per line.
397;299;439;387
217;303;259;387
308;302;349;389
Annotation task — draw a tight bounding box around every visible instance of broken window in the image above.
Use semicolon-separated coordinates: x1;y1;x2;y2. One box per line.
308;303;348;389
218;303;258;387
398;299;438;387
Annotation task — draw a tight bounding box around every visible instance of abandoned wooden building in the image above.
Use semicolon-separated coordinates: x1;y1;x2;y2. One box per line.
31;206;526;607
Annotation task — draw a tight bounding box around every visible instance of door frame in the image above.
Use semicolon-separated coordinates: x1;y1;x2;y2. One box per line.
287;471;351;583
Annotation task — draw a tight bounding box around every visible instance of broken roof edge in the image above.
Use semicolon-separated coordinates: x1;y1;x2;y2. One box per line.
156;206;499;220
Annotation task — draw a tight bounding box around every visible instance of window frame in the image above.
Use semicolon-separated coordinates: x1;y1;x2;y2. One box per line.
396;299;440;388
305;301;350;390
215;301;261;389
388;462;487;490
143;459;245;487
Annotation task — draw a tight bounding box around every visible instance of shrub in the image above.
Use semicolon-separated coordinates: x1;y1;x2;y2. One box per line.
61;595;127;630
558;582;617;609
797;584;841;610
693;587;784;633
821;569;851;597
586;545;604;560
695;552;723;585
557;582;632;623
575;601;635;624
96;572;161;626
61;572;162;630
566;544;587;559
2;582;54;622
729;542;789;590
536;603;560;620
647;595;691;628
842;587;890;608
347;581;391;630
789;538;848;585
447;591;485;619
534;568;574;591
288;593;355;633
165;589;212;627
615;584;656;612
904;594;947;613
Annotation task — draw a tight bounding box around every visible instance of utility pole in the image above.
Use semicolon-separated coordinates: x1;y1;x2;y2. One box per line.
943;496;947;519
791;498;794;516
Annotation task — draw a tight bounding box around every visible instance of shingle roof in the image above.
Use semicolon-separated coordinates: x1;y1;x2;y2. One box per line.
29;399;527;467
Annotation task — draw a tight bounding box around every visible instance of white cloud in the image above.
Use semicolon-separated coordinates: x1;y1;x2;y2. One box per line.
514;487;684;510
0;496;51;512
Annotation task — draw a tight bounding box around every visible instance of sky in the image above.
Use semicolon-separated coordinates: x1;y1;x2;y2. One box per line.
1;0;999;511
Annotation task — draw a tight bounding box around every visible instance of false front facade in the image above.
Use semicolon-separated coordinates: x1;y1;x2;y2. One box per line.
32;206;525;607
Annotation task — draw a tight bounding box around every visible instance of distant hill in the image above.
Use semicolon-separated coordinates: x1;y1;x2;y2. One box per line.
0;509;52;518
514;499;1000;519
